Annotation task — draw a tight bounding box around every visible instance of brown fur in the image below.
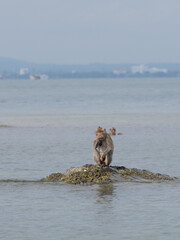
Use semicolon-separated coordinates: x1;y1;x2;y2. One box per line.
93;128;114;166
109;127;116;136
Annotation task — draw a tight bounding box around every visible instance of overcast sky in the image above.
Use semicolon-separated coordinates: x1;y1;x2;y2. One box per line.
0;0;180;64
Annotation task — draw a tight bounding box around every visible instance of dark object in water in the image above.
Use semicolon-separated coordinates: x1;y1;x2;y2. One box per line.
109;127;116;135
0;125;10;128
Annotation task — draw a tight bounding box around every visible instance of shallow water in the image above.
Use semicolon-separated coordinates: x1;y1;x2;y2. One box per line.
0;78;180;239
1;181;180;240
0;78;180;115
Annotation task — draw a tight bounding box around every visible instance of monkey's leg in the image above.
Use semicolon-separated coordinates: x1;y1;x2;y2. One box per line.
104;153;113;166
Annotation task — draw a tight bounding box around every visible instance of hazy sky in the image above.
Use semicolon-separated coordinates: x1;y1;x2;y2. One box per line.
0;0;180;64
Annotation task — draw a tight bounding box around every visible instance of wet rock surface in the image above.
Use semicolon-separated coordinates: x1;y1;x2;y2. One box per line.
41;164;177;184
0;125;10;128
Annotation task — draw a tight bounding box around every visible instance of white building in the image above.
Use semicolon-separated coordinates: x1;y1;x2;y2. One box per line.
132;65;168;74
19;68;29;75
148;67;168;74
40;74;49;80
113;69;127;75
131;64;148;74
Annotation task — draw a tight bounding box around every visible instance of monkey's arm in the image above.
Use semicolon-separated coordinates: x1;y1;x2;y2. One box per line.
101;135;114;158
93;138;100;153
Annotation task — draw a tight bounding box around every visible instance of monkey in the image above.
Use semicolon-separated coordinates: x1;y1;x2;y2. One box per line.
109;127;116;136
93;126;114;166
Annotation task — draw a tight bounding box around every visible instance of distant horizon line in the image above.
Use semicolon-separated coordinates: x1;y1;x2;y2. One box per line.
1;56;180;66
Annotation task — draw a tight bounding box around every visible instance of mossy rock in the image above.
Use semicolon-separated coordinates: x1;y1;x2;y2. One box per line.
41;164;176;184
41;165;116;184
41;172;63;182
117;168;175;181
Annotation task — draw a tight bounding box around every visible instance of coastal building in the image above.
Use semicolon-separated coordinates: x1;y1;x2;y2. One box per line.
113;69;127;75
132;64;168;74
148;67;168;74
39;74;49;80
19;68;29;75
132;64;148;74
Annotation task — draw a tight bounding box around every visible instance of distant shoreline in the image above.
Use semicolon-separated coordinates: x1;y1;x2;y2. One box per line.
1;57;180;79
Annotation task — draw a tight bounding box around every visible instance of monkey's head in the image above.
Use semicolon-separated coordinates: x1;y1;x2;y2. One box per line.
95;126;106;139
109;127;116;135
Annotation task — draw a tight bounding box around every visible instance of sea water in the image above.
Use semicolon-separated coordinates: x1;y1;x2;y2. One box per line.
0;78;180;240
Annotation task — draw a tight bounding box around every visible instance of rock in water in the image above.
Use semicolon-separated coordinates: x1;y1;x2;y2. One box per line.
41;164;177;184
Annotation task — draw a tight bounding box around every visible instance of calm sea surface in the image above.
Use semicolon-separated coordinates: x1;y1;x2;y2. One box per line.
0;78;180;240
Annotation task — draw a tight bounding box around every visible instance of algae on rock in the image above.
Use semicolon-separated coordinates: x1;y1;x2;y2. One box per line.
41;165;114;184
41;164;176;184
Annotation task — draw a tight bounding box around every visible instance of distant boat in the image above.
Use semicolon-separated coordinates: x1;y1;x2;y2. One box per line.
29;75;41;80
29;74;48;80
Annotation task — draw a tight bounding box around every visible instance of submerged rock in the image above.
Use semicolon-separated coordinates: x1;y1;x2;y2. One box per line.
41;164;176;184
0;125;10;128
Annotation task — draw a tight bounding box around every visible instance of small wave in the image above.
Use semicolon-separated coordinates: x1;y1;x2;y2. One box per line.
0;179;41;183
